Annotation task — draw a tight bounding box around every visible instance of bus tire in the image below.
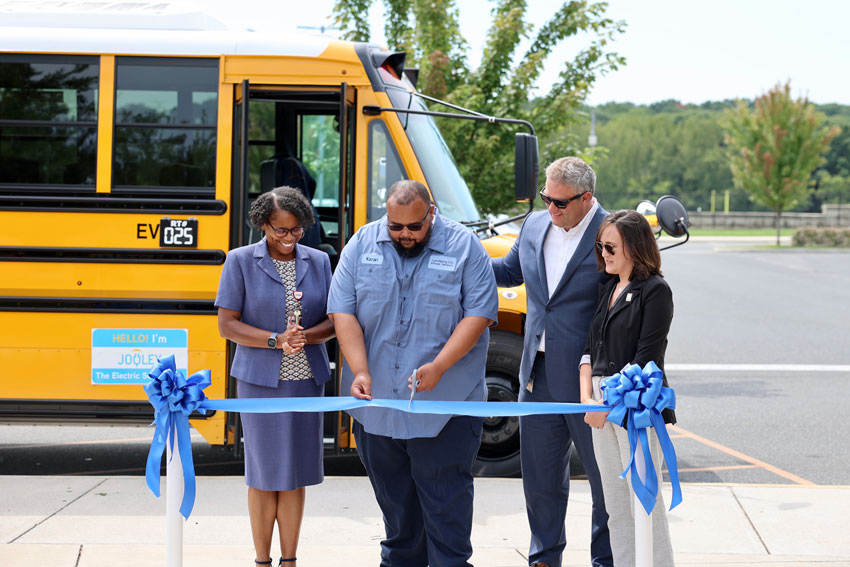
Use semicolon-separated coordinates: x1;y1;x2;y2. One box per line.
473;330;523;477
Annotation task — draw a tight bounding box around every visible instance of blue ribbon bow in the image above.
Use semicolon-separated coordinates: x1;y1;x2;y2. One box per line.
143;355;211;519
600;360;682;515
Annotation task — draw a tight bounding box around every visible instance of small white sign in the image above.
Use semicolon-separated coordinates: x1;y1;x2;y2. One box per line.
361;253;383;265
428;255;457;271
91;328;188;385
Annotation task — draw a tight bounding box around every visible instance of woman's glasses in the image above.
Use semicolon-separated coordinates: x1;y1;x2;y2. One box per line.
539;189;585;209
595;242;616;255
267;224;304;237
387;208;431;232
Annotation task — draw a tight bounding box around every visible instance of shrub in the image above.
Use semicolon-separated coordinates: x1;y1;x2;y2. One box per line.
792;226;850;247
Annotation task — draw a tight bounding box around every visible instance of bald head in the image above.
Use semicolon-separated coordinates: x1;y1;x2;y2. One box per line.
386;180;431;207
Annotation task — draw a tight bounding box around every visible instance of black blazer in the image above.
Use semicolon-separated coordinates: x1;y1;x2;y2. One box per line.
585;274;676;424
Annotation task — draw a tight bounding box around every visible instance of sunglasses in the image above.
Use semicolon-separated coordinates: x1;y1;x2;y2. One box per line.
267;223;303;237
387;207;431;232
539;189;585;209
595;242;616;255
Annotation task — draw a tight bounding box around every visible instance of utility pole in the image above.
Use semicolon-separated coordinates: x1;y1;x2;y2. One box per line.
588;108;597;149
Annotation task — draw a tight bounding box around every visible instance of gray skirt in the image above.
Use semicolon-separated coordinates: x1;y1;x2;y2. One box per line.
237;377;324;491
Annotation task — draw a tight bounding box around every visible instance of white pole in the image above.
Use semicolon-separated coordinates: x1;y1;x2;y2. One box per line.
166;438;184;567
634;437;652;567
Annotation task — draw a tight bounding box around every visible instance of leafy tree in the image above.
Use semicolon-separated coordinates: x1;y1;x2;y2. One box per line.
333;0;626;213
723;82;840;244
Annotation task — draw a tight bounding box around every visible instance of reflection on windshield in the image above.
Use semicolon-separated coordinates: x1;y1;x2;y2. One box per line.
386;87;480;223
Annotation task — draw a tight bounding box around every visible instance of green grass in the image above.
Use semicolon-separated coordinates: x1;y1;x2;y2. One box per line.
686;228;794;237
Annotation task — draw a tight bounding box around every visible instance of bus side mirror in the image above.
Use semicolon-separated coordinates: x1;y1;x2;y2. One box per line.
655;195;691;250
515;133;538;202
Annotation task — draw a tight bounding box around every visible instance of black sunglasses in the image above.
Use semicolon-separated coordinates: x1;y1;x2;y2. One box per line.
539;189;585;209
387;207;431;232
595;242;616;255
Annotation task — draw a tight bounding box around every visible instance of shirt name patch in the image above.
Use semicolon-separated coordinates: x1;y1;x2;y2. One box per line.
428;255;457;271
361;253;383;265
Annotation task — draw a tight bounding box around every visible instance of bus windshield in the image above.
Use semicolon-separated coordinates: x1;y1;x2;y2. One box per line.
385;86;481;223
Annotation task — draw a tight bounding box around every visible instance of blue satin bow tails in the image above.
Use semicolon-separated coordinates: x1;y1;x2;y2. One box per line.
600;361;682;515
143;355;211;519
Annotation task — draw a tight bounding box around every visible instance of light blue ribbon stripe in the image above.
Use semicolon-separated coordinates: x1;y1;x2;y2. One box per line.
201;397;611;416
144;356;682;520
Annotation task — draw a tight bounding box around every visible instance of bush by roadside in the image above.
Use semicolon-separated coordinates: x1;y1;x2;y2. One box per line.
792;226;850;247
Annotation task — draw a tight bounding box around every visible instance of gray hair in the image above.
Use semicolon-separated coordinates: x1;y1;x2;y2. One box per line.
386;179;432;206
545;156;596;195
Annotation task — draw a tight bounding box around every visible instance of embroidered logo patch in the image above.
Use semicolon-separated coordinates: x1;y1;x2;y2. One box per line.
361;253;383;265
427;255;457;271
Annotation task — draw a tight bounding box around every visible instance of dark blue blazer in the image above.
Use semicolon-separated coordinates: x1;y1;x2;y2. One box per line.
215;239;332;388
492;207;608;402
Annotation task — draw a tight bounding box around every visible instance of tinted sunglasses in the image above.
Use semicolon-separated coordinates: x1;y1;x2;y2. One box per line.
387;207;431;232
595;242;616;255
539;189;585;209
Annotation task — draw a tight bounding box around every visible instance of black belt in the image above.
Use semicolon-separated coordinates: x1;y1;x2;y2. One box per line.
536;351;545;358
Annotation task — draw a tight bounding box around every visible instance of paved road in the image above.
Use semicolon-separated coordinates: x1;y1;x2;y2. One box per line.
2;237;848;485
660;237;850;486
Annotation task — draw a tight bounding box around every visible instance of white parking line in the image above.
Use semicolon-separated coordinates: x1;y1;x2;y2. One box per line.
667;363;850;372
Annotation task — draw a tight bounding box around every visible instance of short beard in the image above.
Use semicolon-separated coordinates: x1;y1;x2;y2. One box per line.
391;226;432;258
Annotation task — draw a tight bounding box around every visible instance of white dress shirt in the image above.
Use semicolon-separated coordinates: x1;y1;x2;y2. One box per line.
538;199;599;353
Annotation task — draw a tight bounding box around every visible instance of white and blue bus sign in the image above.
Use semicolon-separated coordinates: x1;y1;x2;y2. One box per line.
91;328;188;385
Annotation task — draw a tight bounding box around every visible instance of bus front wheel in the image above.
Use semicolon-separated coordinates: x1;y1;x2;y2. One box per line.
473;330;523;477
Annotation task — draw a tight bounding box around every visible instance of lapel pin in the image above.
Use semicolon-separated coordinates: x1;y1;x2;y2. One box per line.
293;290;303;301
625;292;633;303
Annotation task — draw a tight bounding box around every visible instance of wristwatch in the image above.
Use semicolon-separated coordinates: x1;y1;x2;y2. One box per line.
267;333;278;349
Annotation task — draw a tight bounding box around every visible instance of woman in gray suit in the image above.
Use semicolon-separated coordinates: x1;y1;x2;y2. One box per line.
215;186;334;567
579;210;677;566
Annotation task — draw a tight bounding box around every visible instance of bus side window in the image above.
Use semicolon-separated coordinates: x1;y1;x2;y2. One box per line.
112;57;218;195
0;54;99;189
367;119;406;222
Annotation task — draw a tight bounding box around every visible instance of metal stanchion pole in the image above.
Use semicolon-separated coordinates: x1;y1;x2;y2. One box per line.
166;440;184;567
634;439;652;567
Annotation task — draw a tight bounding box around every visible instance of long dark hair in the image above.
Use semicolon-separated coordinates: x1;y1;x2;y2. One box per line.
595;210;662;280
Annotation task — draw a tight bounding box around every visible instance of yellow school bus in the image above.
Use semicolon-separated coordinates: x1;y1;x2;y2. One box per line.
0;4;548;475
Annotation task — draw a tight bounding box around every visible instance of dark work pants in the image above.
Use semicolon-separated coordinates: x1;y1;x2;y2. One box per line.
353;415;484;567
519;354;613;567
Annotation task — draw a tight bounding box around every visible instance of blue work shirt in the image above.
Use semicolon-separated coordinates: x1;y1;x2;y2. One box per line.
327;213;498;439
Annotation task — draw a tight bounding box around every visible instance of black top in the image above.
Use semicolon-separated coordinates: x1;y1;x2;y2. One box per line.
584;273;677;424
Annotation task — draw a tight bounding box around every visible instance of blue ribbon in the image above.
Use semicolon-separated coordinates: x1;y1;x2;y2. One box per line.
600;361;682;516
144;357;682;520
143;355;211;519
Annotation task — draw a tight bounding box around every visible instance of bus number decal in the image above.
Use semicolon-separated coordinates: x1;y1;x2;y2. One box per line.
158;218;198;248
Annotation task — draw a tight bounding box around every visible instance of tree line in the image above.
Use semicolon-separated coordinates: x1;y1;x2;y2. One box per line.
563;98;848;214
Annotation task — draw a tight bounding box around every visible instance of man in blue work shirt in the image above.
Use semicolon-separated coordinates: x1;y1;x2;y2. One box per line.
328;179;498;567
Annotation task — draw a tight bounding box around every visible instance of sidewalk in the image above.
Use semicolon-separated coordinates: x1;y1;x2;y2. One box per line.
2;475;848;566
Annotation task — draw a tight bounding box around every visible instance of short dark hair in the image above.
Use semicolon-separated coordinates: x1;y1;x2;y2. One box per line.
386;179;432;206
248;186;315;231
595;210;663;280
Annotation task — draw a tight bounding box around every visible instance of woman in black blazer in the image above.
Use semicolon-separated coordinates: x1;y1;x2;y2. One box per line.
579;210;676;566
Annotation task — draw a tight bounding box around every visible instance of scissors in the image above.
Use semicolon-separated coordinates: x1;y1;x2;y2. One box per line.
408;368;419;409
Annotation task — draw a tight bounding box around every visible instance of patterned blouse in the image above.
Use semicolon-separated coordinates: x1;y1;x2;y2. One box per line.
271;258;313;381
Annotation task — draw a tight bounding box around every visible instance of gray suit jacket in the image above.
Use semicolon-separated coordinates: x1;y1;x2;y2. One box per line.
492;206;608;401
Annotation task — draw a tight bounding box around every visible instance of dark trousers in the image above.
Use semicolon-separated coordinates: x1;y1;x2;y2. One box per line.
353;416;484;567
519;354;613;567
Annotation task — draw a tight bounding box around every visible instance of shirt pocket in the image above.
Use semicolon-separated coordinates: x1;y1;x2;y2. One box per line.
422;270;463;334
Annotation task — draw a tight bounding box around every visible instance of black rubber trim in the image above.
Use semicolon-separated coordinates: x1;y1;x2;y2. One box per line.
0;194;227;214
0;297;217;314
0;247;225;264
0;399;215;420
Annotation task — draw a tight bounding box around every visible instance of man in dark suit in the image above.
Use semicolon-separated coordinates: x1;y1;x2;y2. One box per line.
491;157;612;567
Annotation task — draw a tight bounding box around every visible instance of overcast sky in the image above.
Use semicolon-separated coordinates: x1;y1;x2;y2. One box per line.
201;0;848;106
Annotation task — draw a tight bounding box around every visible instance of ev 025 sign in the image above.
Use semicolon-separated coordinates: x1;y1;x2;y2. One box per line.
160;217;198;248
91;328;188;385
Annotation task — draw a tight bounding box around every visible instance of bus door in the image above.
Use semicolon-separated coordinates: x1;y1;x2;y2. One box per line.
231;81;357;455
